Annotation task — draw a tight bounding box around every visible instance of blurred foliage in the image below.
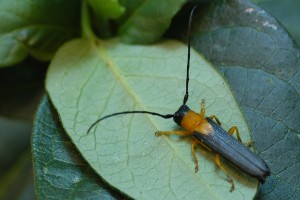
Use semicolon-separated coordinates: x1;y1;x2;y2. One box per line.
0;0;299;199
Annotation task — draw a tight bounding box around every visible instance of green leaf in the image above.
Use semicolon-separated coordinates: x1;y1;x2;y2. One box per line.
167;0;300;199
86;0;125;38
46;38;258;199
32;96;123;199
118;0;186;43
87;0;125;19
0;0;81;67
254;0;300;46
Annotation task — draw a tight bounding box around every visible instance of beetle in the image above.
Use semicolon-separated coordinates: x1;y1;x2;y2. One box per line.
87;5;270;192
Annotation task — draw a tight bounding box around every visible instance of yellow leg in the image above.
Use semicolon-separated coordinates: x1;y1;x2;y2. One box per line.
228;126;254;146
200;99;205;117
209;116;251;146
215;154;235;192
155;130;191;136
200;100;221;126
156;131;200;172
191;139;213;173
245;140;254;147
228;126;242;143
209;115;222;126
192;140;200;172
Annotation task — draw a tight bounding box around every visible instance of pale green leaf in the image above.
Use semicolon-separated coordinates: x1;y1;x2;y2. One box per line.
46;38;257;199
168;0;300;198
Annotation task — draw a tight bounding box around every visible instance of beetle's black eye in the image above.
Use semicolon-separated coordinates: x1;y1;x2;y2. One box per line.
173;105;190;126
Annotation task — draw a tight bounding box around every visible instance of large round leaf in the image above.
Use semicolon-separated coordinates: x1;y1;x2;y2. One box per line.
32;96;123;199
46;38;258;199
167;0;300;199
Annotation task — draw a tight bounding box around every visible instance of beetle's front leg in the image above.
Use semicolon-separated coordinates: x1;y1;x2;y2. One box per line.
155;130;191;136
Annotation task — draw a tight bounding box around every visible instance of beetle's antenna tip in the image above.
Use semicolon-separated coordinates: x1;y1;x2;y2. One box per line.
183;5;198;106
87;111;173;134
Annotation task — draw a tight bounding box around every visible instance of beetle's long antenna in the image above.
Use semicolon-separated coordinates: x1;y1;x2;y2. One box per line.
87;6;198;134
183;5;198;105
87;111;173;134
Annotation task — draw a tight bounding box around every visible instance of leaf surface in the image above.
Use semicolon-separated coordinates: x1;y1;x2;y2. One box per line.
46;38;258;199
86;0;125;38
167;0;300;199
32;96;121;199
118;0;186;43
0;0;80;67
87;0;125;19
253;0;300;45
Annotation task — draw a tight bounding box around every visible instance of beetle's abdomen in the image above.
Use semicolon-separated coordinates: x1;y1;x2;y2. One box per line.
193;117;270;182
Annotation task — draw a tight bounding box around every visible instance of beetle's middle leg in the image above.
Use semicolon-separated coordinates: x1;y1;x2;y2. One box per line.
191;140;212;173
209;115;222;126
228;126;254;147
215;154;235;192
208;116;253;146
156;131;212;173
228;126;242;143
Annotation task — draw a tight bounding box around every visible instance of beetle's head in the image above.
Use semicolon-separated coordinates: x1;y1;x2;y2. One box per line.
173;105;190;126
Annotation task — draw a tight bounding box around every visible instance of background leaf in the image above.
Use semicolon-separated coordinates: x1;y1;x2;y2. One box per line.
0;0;81;67
118;0;186;43
27;0;299;199
0;150;34;200
167;0;300;199
252;0;300;46
46;38;258;199
87;0;125;19
86;0;125;38
0;56;47;200
0;117;32;178
32;96;123;199
0;57;46;119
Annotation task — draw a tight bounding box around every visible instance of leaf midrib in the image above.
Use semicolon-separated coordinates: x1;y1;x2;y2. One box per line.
93;39;220;199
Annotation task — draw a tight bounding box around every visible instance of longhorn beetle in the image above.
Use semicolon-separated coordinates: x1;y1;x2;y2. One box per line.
87;5;270;192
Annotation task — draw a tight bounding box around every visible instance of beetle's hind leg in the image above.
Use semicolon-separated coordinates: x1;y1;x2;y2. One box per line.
215;154;235;192
228;126;254;147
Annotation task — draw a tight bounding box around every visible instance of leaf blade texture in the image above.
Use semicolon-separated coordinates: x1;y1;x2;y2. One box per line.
0;0;81;67
118;0;186;43
167;0;300;199
32;96;122;199
46;38;258;199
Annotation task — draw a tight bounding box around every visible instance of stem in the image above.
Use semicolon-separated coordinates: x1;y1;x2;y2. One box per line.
81;1;95;39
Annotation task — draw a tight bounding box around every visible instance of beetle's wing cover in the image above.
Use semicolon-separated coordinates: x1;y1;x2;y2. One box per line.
192;117;270;182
